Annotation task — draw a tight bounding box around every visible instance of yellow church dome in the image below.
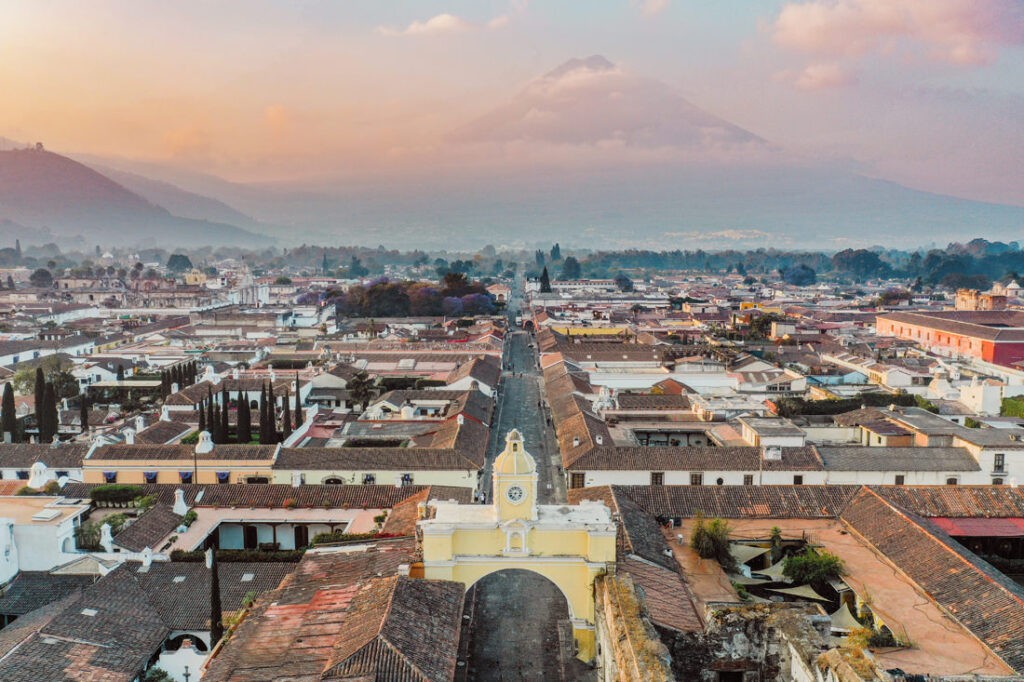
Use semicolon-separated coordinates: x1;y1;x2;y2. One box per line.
493;429;536;475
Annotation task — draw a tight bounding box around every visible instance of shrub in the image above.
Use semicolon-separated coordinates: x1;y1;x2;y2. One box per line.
181;510;198;527
170;548;305;562
311;530;391;545
104;512;129;535
91;484;144;504
964;417;982;429
135;494;157;511
16;485;39;496
75;523;102;551
783;547;846;585
145;668;173;682
689;514;737;572
43;480;60;494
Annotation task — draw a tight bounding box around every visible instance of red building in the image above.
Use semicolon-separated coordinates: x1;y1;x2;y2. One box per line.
877;311;1024;367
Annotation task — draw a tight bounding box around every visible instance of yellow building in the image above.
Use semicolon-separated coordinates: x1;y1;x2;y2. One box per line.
182;268;207;286
419;429;616;662
83;435;278;485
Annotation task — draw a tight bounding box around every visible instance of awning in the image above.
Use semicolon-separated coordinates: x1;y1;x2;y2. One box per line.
767;584;832;602
830;603;862;633
730;543;771;565
752;559;789;581
730;574;771;586
103;471;117;482
143;472;158;483
931;517;1024;538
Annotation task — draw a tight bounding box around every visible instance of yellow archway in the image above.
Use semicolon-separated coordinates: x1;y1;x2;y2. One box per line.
419;430;616;662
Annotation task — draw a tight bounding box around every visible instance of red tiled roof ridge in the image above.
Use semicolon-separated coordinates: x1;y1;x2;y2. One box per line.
847;487;1024;611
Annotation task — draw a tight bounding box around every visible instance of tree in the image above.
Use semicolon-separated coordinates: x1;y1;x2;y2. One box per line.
550;243;561;262
267;383;277;443
539;267;552;293
534;250;546;268
116;364;125;382
780;264;817;286
29;268;53;288
211;403;223;444
220;388;230;443
208;548;224;647
2;383;17;443
258;384;270;444
198;399;207;433
348;371;373;411
33;368;45;427
206;389;215;436
831;249;890;281
274;276;293;285
166;254;193;273
39;381;57;443
613;272;634;292
294;374;302;430
79;394;89;434
5;275;13;290
689;514;736;573
347;256;369;278
559;256;581;280
282;393;292;440
783;547;846;587
236;391;251;443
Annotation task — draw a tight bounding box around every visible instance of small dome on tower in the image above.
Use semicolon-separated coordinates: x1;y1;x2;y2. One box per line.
493;429;536;475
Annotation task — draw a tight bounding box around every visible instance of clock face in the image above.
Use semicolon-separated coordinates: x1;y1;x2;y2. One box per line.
506;485;525;504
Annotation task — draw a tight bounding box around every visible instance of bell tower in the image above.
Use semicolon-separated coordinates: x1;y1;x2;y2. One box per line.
492;429;538;522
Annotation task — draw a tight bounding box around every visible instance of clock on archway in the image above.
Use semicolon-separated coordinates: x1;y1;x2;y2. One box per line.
506;485;525;504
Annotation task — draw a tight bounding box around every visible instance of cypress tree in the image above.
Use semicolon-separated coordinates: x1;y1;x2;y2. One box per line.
267;382;277;443
208;548;224;647
212;403;222;443
33;368;45;434
236;391;251;443
41;382;57;443
198;399;206;433
258;384;269;444
206;388;215;434
2;383;17;443
79;393;89;434
220;387;230;443
294;373;302;430
282;393;292;441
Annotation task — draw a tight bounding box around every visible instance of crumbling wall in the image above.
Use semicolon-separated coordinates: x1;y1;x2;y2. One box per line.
658;602;829;682
594;574;673;682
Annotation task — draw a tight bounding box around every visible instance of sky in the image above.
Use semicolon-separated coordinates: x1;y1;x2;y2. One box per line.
2;0;1023;205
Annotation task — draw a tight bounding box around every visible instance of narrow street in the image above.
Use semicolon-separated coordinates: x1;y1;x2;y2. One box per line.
459;278;592;682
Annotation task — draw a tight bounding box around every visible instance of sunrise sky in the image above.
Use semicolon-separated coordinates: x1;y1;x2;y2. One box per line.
2;0;1023;205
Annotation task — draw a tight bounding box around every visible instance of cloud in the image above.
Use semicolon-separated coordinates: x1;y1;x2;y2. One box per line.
777;62;857;90
772;0;1024;67
376;12;509;37
264;105;290;138
640;0;670;16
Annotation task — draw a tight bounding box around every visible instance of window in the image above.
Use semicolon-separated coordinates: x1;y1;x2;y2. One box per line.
993;478;1004;485
570;473;585;489
793;475;803;485
651;472;665;486
689;472;703;486
363;474;376;485
103;471;117;483
743;474;754;486
216;471;230;484
946;477;958;485
894;475;905;485
716;477;724;486
15;471;29;480
55;470;68;479
179;471;193;484
143;471;158;484
401;473;413;486
995;453;1006;473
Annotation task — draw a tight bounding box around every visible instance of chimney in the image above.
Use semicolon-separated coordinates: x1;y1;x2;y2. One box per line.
135;415;146;432
160;406;171;422
195;430;214;454
171;382;179;393
140;547;153;571
457;413;465;425
173;489;190;516
291;471;302;488
595;435;604;445
123;428;135;445
61;397;69;411
395;475;403;488
573;436;580;447
762;445;783;461
232;367;241;380
100;523;114;552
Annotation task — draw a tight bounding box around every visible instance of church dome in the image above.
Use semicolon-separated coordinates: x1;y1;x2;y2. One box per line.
493;429;536;475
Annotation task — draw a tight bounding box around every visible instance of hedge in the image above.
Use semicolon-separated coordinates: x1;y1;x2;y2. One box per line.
1002;397;1024;418
773;393;916;418
311;531;395;546
170;549;306;563
91;484;145;504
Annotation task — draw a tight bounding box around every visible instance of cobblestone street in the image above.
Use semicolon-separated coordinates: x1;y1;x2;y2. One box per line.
460;285;594;682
